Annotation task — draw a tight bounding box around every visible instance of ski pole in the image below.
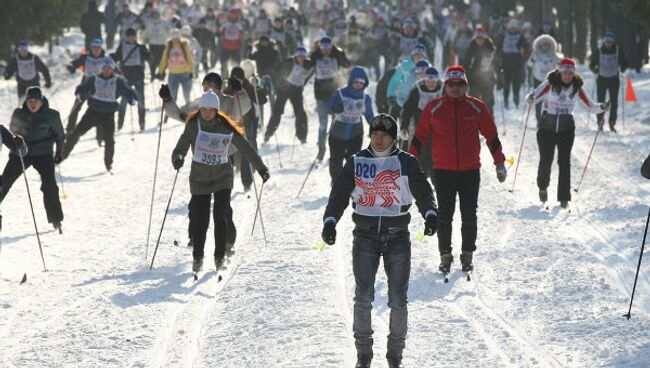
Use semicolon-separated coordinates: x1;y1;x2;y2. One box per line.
500;92;506;135
274;133;283;168
623;206;650;320
129;103;135;141
57;165;67;200
149;169;180;270
621;74;626;129
146;102;165;260
291;135;296;161
574;129;601;193
250;173;268;247
18;154;47;272
509;104;532;193
297;153;320;198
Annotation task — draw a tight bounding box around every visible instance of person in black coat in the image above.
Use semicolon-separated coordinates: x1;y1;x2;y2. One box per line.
111;28;151;131
642;154;650;179
80;1;106;51
2;87;65;231
4;41;52;106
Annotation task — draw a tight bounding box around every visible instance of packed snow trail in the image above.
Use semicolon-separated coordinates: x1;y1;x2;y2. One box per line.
1;32;650;367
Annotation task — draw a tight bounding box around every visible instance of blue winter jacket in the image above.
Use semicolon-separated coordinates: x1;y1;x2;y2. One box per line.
386;58;417;107
327;66;374;140
75;74;138;114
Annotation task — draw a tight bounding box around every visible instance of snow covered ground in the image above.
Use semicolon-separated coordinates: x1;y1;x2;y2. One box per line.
1;30;650;368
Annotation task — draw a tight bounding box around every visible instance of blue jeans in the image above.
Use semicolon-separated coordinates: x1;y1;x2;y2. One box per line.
118;79;145;129
168;72;192;106
352;227;411;360
316;99;330;149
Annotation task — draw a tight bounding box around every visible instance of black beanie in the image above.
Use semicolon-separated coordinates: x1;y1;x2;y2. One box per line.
230;66;245;80
203;72;223;90
25;86;43;101
369;113;397;140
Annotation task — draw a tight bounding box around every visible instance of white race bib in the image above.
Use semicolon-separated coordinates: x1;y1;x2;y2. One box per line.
316;57;338;80
334;90;365;124
85;57;104;77
502;33;521;54
93;77;117;102
417;84;439;111
193;121;232;166
599;49;619;78
352;156;412;217
286;63;309;87
17;56;36;81
122;43;142;66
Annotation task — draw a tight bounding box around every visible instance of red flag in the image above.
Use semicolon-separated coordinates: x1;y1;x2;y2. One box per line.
626;76;637;102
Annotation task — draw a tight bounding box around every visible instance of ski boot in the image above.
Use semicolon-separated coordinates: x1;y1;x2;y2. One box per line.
609;121;617;133
214;256;225;270
539;189;548;203
560;201;569;209
438;253;453;273
355;355;372;368
192;257;203;273
225;242;235;258
53;221;63;234
387;356;404;368
460;251;474;272
316;143;326;162
597;117;605;131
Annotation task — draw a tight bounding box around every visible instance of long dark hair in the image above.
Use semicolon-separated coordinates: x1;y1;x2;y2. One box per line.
187;110;244;136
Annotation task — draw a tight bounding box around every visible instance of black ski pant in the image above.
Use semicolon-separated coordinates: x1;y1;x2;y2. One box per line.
352;227;410;360
328;135;363;183
188;195;236;249
433;169;480;255
536;128;575;202
1;154;63;224
596;76;619;126
502;57;522;108
67;97;104;145
118;79;145;130
63;109;116;170
188;189;231;261
219;49;241;79
149;45;165;78
265;85;307;143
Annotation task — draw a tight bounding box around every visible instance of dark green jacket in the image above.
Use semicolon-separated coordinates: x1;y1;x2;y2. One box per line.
9;98;64;156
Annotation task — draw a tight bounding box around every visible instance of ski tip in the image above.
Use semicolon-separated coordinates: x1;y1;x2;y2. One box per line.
193;273;198;281
467;274;472;282
444;277;449;283
20;273;27;284
173;240;179;246
218;275;223;282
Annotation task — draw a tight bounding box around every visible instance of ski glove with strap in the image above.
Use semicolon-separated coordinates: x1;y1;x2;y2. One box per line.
159;84;172;102
14;136;28;157
172;153;184;170
424;211;438;236
321;220;336;245
496;164;507;183
259;169;270;183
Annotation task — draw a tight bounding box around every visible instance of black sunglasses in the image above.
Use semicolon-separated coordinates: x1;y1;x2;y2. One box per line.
446;81;466;87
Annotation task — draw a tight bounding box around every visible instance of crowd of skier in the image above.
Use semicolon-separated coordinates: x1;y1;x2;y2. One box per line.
1;1;648;367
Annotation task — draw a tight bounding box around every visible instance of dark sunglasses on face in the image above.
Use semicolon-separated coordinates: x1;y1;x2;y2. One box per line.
446;81;466;87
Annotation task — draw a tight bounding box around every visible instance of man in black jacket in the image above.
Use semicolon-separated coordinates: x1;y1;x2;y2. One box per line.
321;114;437;368
2;87;65;231
111;28;151;131
4;41;52;106
80;1;106;51
642;154;650;179
589;32;628;132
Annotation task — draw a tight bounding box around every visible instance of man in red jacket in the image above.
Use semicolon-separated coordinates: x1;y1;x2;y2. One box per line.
409;65;507;273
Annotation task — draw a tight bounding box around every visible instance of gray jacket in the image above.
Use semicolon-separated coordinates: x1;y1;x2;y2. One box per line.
172;113;266;195
9;98;64;156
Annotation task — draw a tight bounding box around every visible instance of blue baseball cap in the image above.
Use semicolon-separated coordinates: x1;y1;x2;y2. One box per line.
17;40;29;51
319;36;332;49
90;38;103;48
424;67;439;81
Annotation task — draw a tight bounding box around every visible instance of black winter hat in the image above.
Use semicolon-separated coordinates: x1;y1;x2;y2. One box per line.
203;72;223;90
230;66;245;81
126;28;137;36
25;86;43;101
369;113;397;140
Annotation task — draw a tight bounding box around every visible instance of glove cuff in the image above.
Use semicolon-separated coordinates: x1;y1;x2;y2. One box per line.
425;209;438;218
324;217;336;225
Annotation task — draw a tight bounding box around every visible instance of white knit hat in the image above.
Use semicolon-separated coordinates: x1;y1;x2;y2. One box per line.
199;89;220;110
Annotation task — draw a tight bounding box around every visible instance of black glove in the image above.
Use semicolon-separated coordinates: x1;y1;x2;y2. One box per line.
54;152;64;164
45;81;52;89
424;212;438;236
228;77;242;92
159;84;172;102
66;64;76;73
259;169;270;183
172;153;184;170
189;72;194;80
128;98;137;106
321;220;337;245
14;136;28;157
